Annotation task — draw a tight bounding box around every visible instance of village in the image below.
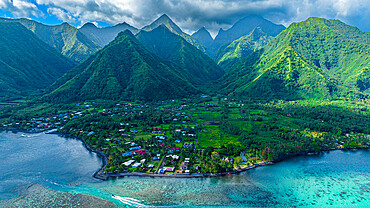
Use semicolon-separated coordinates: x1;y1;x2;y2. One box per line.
1;97;370;177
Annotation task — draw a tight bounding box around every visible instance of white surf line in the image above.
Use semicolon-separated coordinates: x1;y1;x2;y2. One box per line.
111;194;182;208
111;195;147;207
123;197;143;203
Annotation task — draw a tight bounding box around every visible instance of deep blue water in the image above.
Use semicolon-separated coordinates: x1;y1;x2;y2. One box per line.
0;131;102;200
0;131;369;207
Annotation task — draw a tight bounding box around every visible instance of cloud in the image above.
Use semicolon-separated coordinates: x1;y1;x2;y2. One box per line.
1;0;369;35
0;0;41;17
47;7;75;22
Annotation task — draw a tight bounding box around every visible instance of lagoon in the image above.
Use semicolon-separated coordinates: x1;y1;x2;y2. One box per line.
0;131;369;207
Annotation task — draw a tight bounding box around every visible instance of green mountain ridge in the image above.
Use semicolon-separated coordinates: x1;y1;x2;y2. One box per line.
220;17;370;100
216;27;273;70
136;25;224;85
142;14;206;53
44;30;199;102
0;17;100;63
0;22;75;101
236;47;336;99
79;22;139;47
191;27;214;55
208;15;285;57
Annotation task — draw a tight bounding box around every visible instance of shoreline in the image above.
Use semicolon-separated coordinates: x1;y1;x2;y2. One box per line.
0;128;109;181
2;128;369;180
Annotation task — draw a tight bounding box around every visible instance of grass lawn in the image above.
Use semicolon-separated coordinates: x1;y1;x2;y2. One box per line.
197;126;241;148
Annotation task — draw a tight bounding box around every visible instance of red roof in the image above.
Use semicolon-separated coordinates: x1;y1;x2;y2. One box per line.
131;149;146;153
154;127;162;129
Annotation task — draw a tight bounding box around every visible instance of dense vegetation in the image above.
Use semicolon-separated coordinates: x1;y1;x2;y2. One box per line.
0;15;369;176
0;22;74;101
191;27;214;55
1;97;369;175
220;17;370;100
136;25;224;85
44;31;199;102
0;17;100;63
216;27;273;70
207;15;285;57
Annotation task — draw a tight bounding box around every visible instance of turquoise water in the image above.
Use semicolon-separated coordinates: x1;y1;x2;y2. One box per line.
0;132;369;207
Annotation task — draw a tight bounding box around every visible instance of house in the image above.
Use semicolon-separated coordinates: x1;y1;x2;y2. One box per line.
240;152;247;162
122;152;134;157
180;161;189;170
131;149;146;155
123;160;135;166
183;143;193;148
163;167;175;172
223;157;234;164
140;159;146;163
132;163;141;168
148;164;155;168
129;146;141;150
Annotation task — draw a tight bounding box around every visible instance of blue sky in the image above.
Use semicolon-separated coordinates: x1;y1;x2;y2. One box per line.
0;0;369;36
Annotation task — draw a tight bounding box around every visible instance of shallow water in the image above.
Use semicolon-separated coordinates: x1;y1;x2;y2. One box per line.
0;131;369;207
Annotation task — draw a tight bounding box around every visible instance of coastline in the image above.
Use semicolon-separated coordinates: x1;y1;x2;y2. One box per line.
0;128;109;180
51;132;110;180
2;128;369;180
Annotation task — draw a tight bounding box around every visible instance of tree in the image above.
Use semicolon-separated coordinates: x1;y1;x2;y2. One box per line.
234;156;243;169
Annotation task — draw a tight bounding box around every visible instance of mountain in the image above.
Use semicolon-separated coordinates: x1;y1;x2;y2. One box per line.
220;17;370;99
44;30;198;102
79;22;139;47
192;27;214;50
0;18;100;63
0;22;75;101
210;15;285;57
221;47;336;100
136;25;224;85
142;14;206;52
215;27;273;70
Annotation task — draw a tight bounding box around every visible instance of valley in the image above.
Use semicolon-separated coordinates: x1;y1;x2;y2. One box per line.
0;9;369;207
1;96;369;177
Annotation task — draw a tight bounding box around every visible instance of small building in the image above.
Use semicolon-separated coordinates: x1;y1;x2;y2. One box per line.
223;157;234;164
129;146;142;150
122;152;135;157
123;160;135;166
163;167;175;172
180;161;189;170
132;163;141;168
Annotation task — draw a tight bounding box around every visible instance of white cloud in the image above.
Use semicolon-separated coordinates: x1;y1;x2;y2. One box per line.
1;0;369;33
0;0;41;17
47;7;75;22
